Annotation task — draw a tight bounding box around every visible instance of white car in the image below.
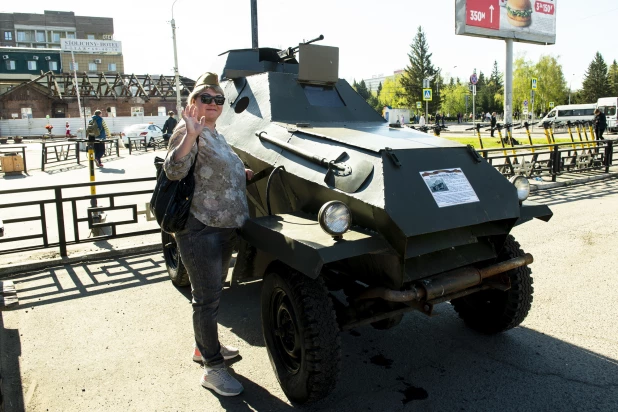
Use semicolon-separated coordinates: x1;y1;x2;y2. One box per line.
121;123;163;147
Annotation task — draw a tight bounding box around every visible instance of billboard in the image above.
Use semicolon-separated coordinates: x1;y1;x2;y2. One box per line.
455;0;556;45
61;39;123;54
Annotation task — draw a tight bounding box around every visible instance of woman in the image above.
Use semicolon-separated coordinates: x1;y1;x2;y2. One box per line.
163;72;252;397
594;108;607;140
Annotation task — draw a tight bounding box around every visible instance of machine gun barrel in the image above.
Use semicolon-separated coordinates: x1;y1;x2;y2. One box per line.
257;131;344;171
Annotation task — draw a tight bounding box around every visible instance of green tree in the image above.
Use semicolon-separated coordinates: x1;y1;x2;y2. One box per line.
441;83;469;117
400;26;438;113
581;52;611;102
534;55;568;112
376;82;383;98
379;76;407;108
608;60;618;96
512;56;535;115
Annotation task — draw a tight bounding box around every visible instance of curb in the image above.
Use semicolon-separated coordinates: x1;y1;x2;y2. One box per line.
530;172;618;191
0;243;162;279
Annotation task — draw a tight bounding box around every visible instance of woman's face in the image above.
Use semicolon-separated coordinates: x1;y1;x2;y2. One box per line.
194;87;224;124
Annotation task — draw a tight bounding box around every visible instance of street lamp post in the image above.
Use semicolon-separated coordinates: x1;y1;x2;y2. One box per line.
171;0;182;118
568;74;575;105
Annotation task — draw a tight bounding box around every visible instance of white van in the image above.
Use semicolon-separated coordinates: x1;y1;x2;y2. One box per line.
540;103;596;125
596;97;617;132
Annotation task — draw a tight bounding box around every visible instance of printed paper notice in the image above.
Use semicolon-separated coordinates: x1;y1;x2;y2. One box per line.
420;168;480;208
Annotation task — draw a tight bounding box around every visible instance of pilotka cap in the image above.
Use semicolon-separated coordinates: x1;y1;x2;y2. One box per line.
194;72;219;87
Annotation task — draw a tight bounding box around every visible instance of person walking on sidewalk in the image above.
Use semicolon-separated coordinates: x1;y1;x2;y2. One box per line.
490;112;497;137
163;72;252;397
90;110;109;167
594;108;607;140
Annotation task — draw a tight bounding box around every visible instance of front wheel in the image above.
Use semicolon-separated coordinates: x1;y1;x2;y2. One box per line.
161;230;190;287
451;235;533;334
261;269;341;404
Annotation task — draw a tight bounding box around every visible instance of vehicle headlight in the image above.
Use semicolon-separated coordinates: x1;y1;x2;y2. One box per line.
318;201;352;237
509;176;530;201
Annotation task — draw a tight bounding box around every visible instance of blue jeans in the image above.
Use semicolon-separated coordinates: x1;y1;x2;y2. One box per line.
174;215;238;368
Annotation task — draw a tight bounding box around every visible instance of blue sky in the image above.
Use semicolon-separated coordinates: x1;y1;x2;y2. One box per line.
2;0;617;90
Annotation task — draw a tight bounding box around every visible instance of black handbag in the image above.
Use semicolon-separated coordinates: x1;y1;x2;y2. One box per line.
150;140;198;234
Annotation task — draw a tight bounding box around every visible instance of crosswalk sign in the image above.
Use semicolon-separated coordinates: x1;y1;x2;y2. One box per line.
549;101;554;108
423;88;432;101
416;101;422;109
531;78;538;90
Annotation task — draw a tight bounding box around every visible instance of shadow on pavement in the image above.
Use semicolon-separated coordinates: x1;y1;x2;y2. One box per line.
6;252;168;309
0;314;24;412
99;168;126;174
532;176;618;206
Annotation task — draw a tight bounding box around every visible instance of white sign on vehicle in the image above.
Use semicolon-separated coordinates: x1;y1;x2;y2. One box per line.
420;168;480;208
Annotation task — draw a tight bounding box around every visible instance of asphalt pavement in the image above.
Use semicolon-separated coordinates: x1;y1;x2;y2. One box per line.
1;178;617;411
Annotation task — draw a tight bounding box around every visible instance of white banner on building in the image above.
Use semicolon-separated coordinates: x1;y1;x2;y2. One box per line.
61;39;122;54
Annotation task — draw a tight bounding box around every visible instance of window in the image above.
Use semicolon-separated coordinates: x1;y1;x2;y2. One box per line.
27;60;37;70
89;62;97;71
21;108;33;119
69;62;78;71
108;107;116;117
36;32;45;42
108;63;116;71
83;107;91;117
48;61;58;71
131;107;144;117
158;107;167;116
5;60;16;70
17;31;26;41
4;31;12;41
66;32;75;39
87;34;95;40
52;32;60;43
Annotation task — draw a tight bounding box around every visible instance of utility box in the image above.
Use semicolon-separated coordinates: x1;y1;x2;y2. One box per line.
1;154;25;173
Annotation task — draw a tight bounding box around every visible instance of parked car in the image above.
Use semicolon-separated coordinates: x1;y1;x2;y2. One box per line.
121;123;163;147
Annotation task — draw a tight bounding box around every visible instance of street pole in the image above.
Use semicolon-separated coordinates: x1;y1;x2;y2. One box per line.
250;0;258;48
505;38;513;125
171;0;182;118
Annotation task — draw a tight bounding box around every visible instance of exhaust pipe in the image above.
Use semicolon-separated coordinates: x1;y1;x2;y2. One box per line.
357;253;533;303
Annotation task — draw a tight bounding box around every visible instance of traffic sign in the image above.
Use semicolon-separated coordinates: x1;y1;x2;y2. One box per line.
531;78;538;90
470;73;478;85
549;101;554;108
423;89;432;101
465;0;500;30
423;79;430;88
416;101;422;109
523;99;528;107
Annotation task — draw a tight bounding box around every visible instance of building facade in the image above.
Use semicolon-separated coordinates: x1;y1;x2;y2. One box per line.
0;10;124;78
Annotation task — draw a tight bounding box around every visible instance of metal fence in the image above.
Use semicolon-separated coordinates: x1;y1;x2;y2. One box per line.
479;140;616;181
0;178;159;257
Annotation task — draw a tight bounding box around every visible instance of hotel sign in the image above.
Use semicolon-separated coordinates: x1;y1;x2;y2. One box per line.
61;39;122;54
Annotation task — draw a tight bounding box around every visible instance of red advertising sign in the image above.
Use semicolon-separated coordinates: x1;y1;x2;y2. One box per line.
465;0;500;30
535;1;555;15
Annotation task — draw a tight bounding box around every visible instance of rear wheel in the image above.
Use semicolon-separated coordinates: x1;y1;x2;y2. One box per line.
451;235;533;334
161;230;190;287
261;269;341;404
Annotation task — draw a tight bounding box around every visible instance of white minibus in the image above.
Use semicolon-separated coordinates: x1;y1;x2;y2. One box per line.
540;104;596;125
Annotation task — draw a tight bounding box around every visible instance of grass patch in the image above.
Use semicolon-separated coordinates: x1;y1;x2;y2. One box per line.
445;136;574;149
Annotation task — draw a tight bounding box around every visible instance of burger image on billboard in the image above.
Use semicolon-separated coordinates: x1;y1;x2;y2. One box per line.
506;0;533;27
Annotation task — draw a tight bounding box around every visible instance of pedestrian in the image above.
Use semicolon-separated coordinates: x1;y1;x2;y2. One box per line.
594;108;607;140
419;114;426;126
162;110;178;145
163;72;252;397
435;113;440;125
401;114;405;125
65;121;71;137
89;110;109;167
490;112;497;137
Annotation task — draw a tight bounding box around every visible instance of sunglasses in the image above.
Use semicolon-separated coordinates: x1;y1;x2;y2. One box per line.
199;94;226;105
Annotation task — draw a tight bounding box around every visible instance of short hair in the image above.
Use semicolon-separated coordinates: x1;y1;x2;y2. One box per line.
168;111;175;116
594;108;601;115
94;110;102;115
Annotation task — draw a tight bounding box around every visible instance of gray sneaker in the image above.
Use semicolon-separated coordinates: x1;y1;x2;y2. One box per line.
193;344;240;362
201;367;244;396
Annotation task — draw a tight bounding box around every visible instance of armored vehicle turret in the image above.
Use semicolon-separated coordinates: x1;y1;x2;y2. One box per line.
161;36;552;404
